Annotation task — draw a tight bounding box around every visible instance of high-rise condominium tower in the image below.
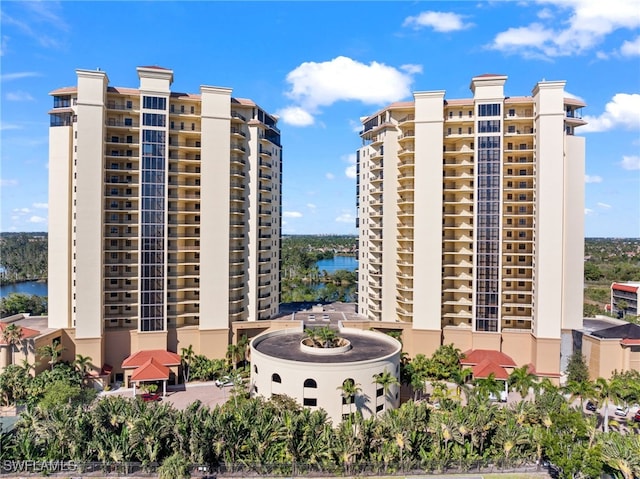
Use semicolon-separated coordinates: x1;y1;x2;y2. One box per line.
48;66;282;381
357;74;586;377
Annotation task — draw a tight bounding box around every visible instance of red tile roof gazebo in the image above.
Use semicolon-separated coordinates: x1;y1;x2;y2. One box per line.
122;349;181;397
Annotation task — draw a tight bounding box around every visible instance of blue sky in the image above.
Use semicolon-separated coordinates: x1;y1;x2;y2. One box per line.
1;0;639;237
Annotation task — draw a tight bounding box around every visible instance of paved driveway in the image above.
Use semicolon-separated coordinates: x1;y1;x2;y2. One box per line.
100;381;232;410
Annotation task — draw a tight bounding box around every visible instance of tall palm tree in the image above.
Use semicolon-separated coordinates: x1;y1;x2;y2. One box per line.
337;379;362;419
225;343;242;371
508;365;538;400
450;367;472;403
563;379;595;414
180;345;195;383
594;376;623;432
1;324;23;365
372;369;399;412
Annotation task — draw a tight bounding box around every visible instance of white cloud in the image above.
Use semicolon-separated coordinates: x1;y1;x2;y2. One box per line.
620;36;640;56
597;202;612;209
283;211;303;218
6;90;34;101
325;172;335;180
306;203;316;209
277;106;314;127
283;56;419;115
403;11;473;32
8;226;17;232
0;122;22;131
32;202;48;209
488;0;640;58
585;174;603;184
585;208;595;215
621;155;640;170
2;2;68;50
349;119;363;133
28;215;46;224
582;93;640;132
1;178;18;186
335;212;355;223
342;153;357;180
400;64;423;75
13;207;30;214
0;71;40;82
10;216;18;221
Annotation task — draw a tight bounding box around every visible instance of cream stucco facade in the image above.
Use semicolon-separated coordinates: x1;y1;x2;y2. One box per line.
357;74;586;378
48;66;282;381
250;325;402;424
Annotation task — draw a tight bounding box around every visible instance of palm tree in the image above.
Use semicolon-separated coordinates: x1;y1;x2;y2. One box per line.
180;345;195;383
508;365;538;400
594;376;623;432
1;324;23;365
372;369;399;412
563;379;595;413
73;354;93;377
225;343;242;371
37;343;65;370
473;373;504;401
450;367;472;403
337;378;362;419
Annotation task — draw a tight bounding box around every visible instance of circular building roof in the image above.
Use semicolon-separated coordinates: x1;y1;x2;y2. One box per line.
252;327;400;364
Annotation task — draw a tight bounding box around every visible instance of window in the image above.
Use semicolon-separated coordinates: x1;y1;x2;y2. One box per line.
303;398;317;406
124;118;133;126
478;103;501;117
271;373;281;383
376;404;384;412
190;106;195;114
143;96;166;110
304;378;317;388
126;100;133;109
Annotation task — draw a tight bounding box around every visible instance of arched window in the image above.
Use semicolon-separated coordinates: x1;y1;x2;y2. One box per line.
271;373;281;383
303;378;317;388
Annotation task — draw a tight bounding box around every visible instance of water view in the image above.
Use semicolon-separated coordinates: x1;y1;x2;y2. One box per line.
0;281;48;299
315;255;358;273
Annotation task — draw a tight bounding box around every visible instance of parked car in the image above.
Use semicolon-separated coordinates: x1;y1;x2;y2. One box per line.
615;406;629;417
141;393;162;402
633;411;640;423
586;401;597;412
215;376;234;387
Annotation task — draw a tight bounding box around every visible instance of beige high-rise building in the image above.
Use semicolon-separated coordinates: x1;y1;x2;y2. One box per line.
357;74;586;378
48;66;282;384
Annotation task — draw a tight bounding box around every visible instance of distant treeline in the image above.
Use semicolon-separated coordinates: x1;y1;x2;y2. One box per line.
584;238;640;283
0;233;48;285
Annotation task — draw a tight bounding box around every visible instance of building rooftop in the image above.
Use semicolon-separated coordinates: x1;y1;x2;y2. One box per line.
254;329;398;364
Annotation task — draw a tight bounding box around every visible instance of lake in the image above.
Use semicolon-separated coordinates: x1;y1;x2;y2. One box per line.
0;281;48;299
315;255;358;273
0;256;357;300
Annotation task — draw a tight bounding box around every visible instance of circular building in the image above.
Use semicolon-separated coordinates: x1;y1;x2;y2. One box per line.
250;323;401;423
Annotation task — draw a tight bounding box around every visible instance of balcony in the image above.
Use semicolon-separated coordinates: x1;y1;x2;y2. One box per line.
231;111;247;122
106;119;139;128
